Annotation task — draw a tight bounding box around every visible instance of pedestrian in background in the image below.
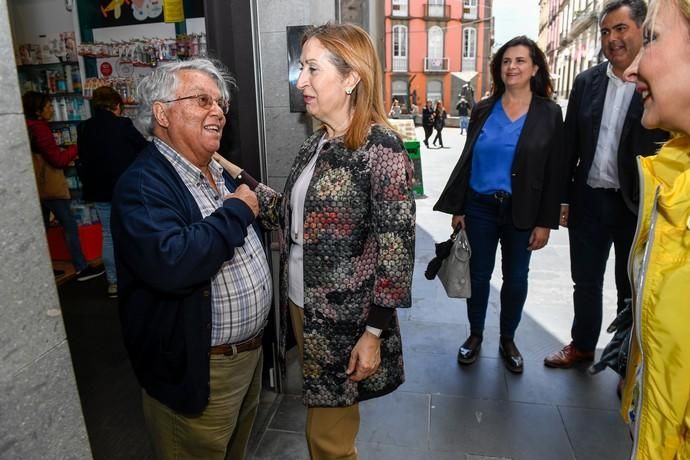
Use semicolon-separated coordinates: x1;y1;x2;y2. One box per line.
434;36;564;374
422;99;435;147
388;98;401;118
23;91;104;282
77;86;148;298
432;100;447;148
456;96;471;135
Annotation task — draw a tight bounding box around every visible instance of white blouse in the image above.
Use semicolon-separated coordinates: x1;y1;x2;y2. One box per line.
288;134;328;307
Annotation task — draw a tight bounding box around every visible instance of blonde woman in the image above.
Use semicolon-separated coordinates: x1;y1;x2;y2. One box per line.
621;0;690;457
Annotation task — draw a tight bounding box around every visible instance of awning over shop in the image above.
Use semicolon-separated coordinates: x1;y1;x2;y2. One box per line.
451;71;478;82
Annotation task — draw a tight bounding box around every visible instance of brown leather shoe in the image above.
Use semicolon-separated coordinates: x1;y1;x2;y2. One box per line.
543;343;594;368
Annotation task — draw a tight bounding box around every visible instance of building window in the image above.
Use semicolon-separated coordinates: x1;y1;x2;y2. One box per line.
392;0;408;17
392;25;408;72
428;26;444;59
425;25;448;71
464;0;477;19
428;0;445;17
427;80;443;104
463;27;476;59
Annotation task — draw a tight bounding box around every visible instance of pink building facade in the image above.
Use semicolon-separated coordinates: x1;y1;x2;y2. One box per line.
384;0;493;115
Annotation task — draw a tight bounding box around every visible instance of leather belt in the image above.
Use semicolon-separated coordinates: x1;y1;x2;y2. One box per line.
492;190;511;202
470;189;511;203
210;331;263;356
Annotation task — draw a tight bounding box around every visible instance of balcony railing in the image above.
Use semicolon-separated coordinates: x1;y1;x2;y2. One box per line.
424;56;449;72
569;10;598;39
424;3;451;19
392;56;408;72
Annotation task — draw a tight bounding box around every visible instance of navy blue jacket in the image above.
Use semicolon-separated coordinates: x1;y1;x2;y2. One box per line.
111;142;259;414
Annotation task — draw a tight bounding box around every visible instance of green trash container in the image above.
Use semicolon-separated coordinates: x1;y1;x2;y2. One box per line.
403;140;424;196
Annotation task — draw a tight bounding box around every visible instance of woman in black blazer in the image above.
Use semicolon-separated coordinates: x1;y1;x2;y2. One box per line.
434;36;564;373
432;100;447;147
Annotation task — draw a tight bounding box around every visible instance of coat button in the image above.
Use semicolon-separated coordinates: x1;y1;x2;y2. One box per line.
203;289;210;297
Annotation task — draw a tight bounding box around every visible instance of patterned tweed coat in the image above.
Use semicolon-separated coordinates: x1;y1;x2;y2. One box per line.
256;124;415;407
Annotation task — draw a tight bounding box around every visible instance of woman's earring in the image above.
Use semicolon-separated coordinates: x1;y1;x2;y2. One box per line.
345;87;353;95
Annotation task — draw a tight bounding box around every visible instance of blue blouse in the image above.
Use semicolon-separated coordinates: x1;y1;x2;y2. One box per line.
469;101;527;194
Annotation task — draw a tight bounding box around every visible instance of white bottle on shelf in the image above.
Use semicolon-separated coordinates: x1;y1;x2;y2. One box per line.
58;97;68;122
65;65;74;92
51;98;62;121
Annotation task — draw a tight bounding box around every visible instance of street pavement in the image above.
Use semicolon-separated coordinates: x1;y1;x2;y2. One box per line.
249;126;632;460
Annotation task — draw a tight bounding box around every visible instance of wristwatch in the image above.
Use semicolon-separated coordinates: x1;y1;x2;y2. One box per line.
365;325;382;338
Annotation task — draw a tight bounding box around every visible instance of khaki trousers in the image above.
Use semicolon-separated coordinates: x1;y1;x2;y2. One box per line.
142;347;263;460
290;301;360;460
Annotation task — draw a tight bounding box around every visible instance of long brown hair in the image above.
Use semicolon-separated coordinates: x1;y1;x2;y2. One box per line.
490;36;553;98
302;23;394;150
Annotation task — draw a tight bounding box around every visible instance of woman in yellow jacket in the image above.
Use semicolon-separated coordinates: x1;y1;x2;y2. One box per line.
623;0;690;458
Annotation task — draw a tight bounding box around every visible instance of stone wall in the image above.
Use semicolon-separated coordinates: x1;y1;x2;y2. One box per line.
257;0;335;191
0;0;92;457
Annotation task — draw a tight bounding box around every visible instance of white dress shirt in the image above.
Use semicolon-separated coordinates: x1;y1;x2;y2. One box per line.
587;63;636;190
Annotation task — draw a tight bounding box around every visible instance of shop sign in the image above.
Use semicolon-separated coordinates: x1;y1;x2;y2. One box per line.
99;61;113;77
81;0;203;28
163;0;185;23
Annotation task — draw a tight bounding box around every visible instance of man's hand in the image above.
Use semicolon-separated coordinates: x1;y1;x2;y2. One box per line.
452;215;465;230
346;332;382;382
559;204;569;227
527;226;550;251
225;184;258;216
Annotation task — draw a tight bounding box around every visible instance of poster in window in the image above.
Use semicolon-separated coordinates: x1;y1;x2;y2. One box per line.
84;0;203;28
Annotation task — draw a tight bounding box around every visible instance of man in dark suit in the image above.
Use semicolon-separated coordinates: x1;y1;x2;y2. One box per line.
544;0;668;368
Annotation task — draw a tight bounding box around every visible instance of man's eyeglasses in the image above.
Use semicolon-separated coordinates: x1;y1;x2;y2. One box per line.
163;94;229;114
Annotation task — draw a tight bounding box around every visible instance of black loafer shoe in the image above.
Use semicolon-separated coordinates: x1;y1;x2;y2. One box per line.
499;339;524;374
457;335;482;365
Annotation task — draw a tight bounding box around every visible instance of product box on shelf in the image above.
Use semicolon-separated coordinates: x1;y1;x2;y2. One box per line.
46;223;103;262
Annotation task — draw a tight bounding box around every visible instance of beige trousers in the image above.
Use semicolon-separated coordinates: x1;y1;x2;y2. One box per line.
290;301;360;460
142;347;263;460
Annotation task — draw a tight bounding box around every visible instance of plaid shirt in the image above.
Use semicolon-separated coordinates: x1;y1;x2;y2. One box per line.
155;138;272;345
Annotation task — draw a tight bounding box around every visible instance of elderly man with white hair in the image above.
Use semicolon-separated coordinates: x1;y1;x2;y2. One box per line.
112;58;272;460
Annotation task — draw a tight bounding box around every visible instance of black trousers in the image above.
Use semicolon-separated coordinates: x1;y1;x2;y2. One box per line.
568;186;637;352
423;125;433;143
433;127;444;146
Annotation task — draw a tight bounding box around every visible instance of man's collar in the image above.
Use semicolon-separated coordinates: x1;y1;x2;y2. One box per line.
153;137;223;182
605;62;632;85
